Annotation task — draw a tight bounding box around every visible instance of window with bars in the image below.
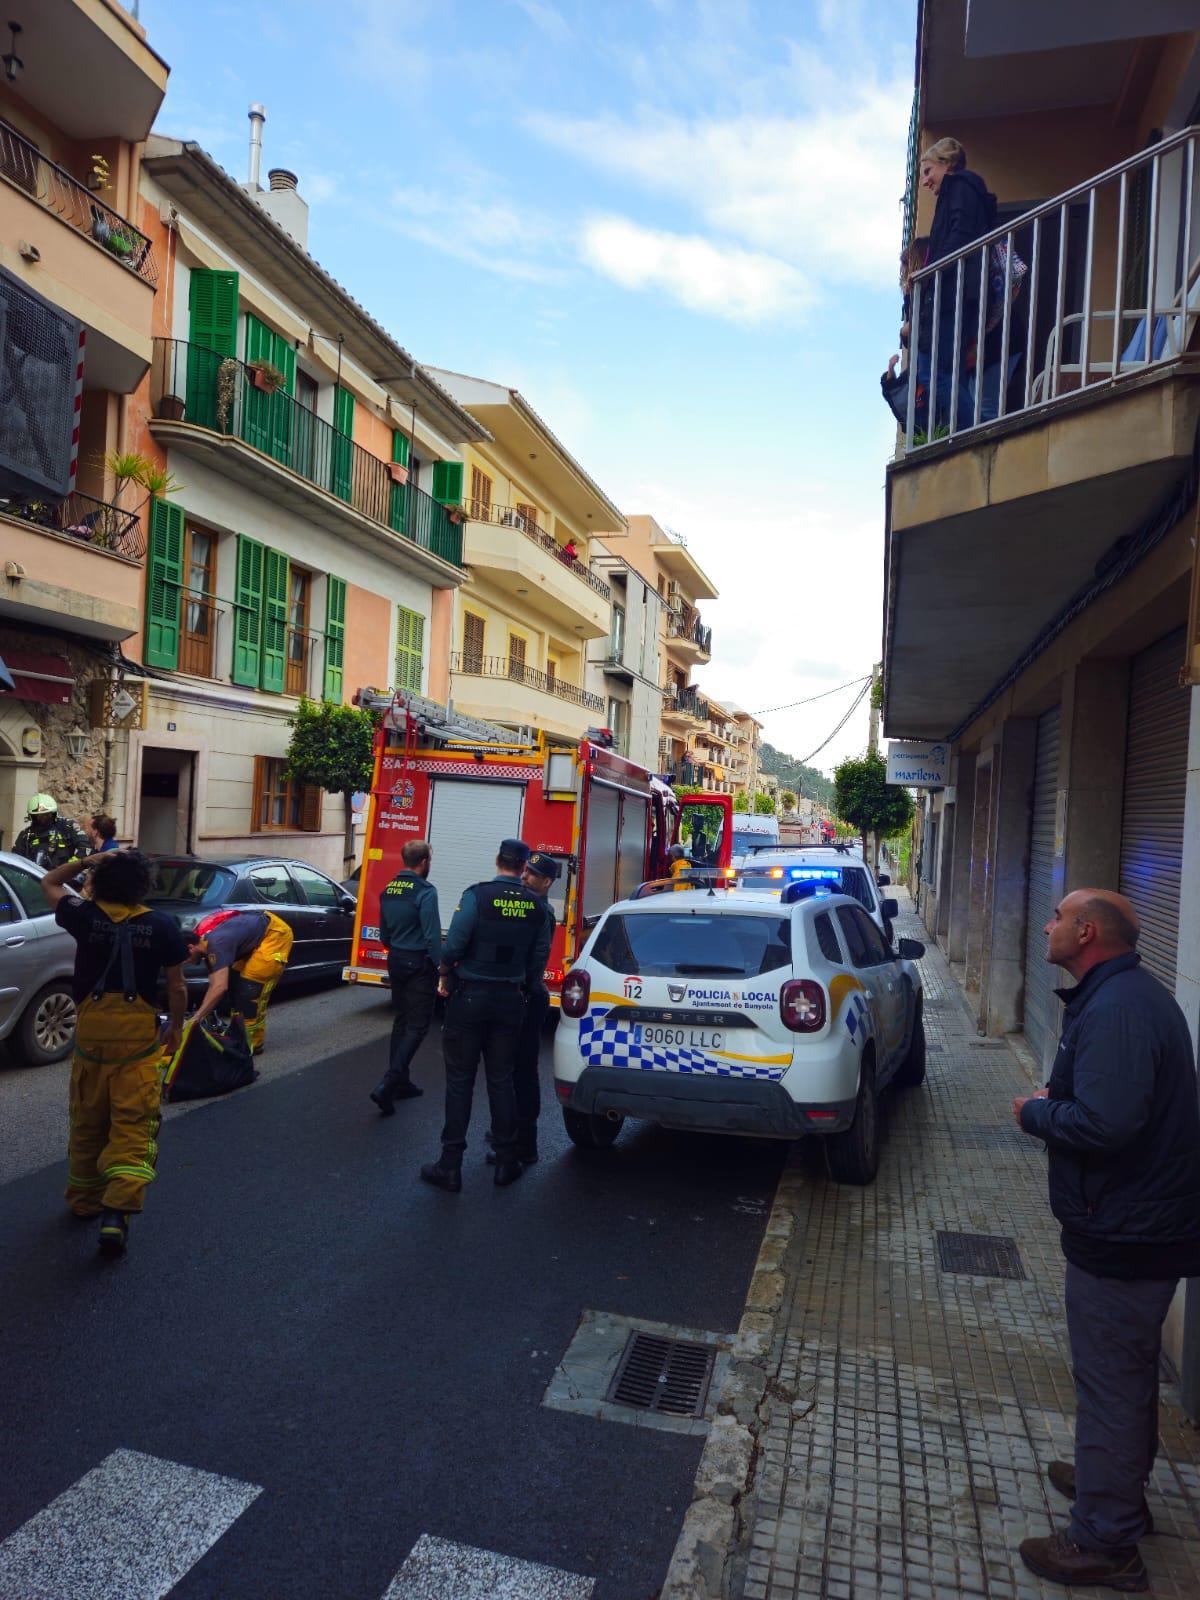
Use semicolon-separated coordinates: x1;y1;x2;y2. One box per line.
395;606;425;693
251;757;322;832
462;611;485;671
469;466;493;521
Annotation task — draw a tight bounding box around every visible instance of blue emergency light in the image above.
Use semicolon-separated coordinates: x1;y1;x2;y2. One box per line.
788;867;842;881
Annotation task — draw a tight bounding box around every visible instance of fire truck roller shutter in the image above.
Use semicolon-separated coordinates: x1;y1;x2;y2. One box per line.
617;792;650;903
427;779;526;932
583;783;621;921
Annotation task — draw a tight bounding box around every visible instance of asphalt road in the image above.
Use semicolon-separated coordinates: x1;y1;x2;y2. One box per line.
0;980;784;1599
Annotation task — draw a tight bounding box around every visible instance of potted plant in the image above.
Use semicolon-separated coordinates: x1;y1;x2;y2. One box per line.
387;461;409;486
446;505;464;524
156;392;186;422
216;357;239;430
102;231;132;260
248;359;285;394
88;154;111;193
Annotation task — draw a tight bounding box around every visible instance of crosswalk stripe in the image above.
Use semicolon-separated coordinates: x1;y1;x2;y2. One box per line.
0;1448;262;1600
382;1535;594;1599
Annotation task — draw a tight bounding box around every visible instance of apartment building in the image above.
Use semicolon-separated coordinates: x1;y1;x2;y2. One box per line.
883;2;1200;1386
718;703;764;798
121;126;485;871
585;542;665;769
621;513;718;785
424;368;624;744
0;0;168;845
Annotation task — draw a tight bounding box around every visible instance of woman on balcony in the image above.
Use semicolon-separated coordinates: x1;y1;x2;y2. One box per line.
917;137;997;433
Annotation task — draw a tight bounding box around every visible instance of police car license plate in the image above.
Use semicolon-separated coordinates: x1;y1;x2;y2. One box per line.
633;1023;723;1051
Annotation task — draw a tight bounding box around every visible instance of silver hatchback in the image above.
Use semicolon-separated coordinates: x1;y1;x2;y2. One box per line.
0;851;76;1065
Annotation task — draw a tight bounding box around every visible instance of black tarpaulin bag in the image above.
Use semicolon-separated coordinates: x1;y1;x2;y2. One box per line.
162;1015;257;1102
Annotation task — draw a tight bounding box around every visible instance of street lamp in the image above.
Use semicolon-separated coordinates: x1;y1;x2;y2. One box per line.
3;21;22;83
66;729;88;759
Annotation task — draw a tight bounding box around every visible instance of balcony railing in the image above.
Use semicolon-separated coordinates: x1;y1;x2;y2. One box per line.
902;126;1200;453
0;123;156;286
451;652;605;713
665;683;709;722
2;488;146;560
151;340;464;568
464;499;611;600
667;605;712;655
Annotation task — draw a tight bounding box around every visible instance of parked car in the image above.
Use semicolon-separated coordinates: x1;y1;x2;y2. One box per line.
554;882;926;1184
0;851;76;1066
145;855;357;994
735;845;898;945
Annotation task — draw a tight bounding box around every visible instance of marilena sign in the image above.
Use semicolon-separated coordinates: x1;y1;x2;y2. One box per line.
886;740;949;788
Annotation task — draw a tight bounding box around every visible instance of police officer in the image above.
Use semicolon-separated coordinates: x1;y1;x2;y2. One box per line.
14;794;88;869
370;838;440;1115
420;838;548;1193
487;850;558;1166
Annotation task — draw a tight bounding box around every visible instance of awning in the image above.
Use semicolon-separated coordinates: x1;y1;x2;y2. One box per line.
5;651;74;705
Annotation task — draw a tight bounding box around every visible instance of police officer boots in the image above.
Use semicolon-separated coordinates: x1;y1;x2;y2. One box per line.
419;1158;463;1193
493;1157;525;1187
371;1073;423;1115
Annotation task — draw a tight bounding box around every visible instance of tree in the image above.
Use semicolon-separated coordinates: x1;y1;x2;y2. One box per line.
833;750;914;860
780;789;797;813
753;792;776;815
733;792;750;812
284;697;377;867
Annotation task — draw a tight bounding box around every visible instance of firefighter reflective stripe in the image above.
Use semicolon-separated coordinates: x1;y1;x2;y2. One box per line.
0;1450;263;1599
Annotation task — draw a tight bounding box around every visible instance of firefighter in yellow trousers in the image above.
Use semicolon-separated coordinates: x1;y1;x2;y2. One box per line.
187;908;294;1053
42;850;187;1258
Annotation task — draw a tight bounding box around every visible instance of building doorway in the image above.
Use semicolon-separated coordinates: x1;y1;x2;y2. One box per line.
139;748;196;854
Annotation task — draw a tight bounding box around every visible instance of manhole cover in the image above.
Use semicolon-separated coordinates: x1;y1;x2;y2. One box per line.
936;1230;1026;1280
606;1331;716;1417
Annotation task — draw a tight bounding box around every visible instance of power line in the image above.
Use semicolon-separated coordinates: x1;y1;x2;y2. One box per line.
753;675;870;716
799;677;873;765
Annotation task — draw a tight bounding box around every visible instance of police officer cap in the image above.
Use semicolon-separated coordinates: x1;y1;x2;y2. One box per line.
497;837;531;866
527;851;561;882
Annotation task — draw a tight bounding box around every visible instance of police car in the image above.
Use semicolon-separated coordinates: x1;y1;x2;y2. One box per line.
736;846;898;946
553;879;926;1184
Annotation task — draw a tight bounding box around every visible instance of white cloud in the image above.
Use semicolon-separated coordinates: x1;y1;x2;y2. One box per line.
384;185;565;284
581;215;813;323
527;76;912;292
509;0;571;42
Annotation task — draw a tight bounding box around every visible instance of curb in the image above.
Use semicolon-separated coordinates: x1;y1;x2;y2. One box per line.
660;1157;809;1599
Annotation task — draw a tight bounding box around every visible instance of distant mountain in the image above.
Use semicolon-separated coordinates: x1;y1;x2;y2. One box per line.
759;742;834;806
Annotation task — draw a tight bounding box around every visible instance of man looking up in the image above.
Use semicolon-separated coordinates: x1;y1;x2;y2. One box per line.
1015;889;1200;1592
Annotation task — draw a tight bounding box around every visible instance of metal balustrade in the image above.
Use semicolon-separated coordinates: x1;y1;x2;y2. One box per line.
2;488;146;559
0;122;156;285
151;340;464;568
450;652;605;712
464;498;611;600
903;126;1200;452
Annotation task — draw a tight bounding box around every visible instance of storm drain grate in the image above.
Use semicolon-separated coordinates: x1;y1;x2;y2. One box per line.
606;1331;716;1417
936;1230;1026;1280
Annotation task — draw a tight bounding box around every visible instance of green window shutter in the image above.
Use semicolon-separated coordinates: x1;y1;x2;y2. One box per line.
242;314;296;466
261;547;289;693
431;460;464;506
185;268;239;430
391;432;410;467
231;534;265;687
324;576;346;702
394;606;424;693
389;431;409;534
145;497;184;669
331;385;355;501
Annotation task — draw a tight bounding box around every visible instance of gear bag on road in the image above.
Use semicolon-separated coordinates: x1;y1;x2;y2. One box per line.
162;1015;257;1102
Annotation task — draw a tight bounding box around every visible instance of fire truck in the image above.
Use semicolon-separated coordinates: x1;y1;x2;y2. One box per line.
342;689;732;1000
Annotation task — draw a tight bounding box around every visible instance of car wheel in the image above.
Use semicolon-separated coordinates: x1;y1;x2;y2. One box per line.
17;983;77;1066
893;994;926;1088
563;1106;623;1149
826;1051;880;1185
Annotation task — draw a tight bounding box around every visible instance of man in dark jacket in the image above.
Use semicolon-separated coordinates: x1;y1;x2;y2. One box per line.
1015;888;1200;1592
370;838;441;1114
918;145;998;432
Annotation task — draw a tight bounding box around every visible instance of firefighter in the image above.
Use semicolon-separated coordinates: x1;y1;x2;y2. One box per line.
483;850;559;1166
370;838;441;1115
41;848;187;1257
420;838;548;1193
14;794;88;869
186;907;294;1054
668;843;694;889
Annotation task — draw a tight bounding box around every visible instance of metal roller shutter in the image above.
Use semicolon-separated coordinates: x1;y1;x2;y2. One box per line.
1119;629;1189;989
1023;707;1061;1062
427;779;525;933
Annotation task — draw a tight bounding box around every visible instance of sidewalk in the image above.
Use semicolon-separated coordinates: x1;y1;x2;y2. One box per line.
723;896;1200;1600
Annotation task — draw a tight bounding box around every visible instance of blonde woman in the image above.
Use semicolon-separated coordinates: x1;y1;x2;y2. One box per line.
916;137;997;430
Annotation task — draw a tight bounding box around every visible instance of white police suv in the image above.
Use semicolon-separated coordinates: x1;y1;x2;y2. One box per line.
736;845;898;946
553;880;926;1184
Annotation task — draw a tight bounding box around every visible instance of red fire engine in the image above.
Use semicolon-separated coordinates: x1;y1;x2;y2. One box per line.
343;689;732;1000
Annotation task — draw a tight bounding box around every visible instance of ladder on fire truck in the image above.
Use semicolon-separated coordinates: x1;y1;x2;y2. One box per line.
353;687;532;754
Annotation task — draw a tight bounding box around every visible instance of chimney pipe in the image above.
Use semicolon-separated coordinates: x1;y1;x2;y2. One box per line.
247;103;266;190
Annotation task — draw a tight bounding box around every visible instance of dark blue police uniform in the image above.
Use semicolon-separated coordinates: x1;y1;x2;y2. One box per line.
512;852;558;1160
371;867;442;1112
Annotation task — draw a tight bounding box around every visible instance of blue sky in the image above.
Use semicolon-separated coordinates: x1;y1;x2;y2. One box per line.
149;0;917;773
